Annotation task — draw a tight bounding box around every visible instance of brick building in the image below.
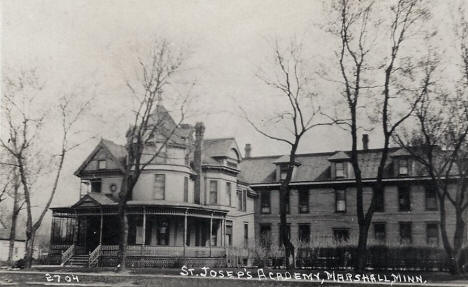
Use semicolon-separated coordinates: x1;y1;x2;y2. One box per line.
239;137;466;250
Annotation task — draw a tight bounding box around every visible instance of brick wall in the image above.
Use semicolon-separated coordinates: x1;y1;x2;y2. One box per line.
254;183;464;248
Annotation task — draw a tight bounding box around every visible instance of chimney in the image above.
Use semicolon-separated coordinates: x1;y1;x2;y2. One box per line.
244;143;252;159
362;134;369;150
194;122;205;204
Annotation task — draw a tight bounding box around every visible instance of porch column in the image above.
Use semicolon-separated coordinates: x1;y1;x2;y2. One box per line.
209;212;213;257
183;209;188;257
99;209;103;245
142;207;146;245
72;211;78;246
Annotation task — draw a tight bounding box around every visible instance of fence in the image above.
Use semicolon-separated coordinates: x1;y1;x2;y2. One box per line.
252;245;466;271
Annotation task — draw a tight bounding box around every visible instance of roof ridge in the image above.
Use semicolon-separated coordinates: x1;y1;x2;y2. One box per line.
204;137;235;141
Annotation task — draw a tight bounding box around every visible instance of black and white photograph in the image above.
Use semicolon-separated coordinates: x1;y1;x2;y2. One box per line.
1;1;468;286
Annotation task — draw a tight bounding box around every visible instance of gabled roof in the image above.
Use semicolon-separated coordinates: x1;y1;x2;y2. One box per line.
390;148;412;157
239;148;400;184
272;155;301;165
71;193;117;208
74;138;126;176
328;151;351;161
202;138;241;164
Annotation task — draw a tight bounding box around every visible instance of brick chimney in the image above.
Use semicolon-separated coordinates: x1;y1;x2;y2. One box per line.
244;143;252;159
193;122;205;204
362;134;369;150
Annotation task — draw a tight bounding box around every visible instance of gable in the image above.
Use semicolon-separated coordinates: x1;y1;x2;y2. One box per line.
83;147;121;171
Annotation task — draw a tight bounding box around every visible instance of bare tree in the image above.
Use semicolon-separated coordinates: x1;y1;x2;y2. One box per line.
116;39;193;272
0;69;92;268
327;0;432;271
243;41;335;268
395;9;468;273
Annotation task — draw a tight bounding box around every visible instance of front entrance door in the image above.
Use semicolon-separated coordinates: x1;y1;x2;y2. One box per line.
76;216;100;254
86;216;100;253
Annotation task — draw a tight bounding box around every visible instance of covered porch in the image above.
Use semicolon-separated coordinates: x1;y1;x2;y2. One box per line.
49;194;229;266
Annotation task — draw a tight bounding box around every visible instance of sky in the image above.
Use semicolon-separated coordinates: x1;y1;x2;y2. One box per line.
0;0;461;223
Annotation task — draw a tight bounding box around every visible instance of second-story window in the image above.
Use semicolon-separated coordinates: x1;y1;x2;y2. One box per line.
299;190;309;213
91;179;102;193
183;177;188;202
242;190;247;211
399;158;409;176
153;174;165;200
425;185;438;211
374;190;384;212
335;189;346;212
260;191;271;214
335;162;345;178
280;165;288;181
98;160;107;169
209;180;218;205
226;182;232;206
398;185;411;211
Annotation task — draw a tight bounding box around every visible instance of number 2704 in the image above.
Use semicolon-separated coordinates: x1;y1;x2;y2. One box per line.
45;273;79;283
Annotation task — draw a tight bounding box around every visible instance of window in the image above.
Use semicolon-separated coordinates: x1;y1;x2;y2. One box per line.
91;179;102;193
399;158;409;175
242;190;247;212
153;174;165;200
426;223;439;246
183;177;188;202
398;185;411;211
336;162;345;178
237;190;242;211
335;189;346;212
260;191;271;214
280;165;288;181
98;160;107;169
399;222;412;245
374;190;384;212
226;222;233;246
298;224;310;243
374;223;386;243
157;219;169;245
226;182;232;206
244;222;249;248
298;190;309;213
278;224;291;246
333;228;350;243
259;224;272;247
209;180;218;204
425;185;438;211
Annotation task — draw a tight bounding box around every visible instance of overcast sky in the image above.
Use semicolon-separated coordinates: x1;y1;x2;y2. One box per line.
1;0;460;212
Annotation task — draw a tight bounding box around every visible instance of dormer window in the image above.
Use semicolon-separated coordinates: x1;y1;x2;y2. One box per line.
280;165;288;181
98;160;107;169
336;162;345;178
399;158;409;176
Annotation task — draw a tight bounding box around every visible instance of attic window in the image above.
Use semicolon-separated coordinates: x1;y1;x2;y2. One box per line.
399;158;409;176
335;162;345;178
280;165;288;181
98;160;107;169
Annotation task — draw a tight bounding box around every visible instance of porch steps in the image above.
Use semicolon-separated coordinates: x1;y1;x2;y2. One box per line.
66;254;89;267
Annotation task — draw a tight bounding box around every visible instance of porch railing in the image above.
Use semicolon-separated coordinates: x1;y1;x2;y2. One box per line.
61;244;75;266
99;245;225;258
89;244;101;267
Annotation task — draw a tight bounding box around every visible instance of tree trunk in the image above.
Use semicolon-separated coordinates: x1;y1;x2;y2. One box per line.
118;208;128;271
24;229;35;268
7;208;19;264
7;175;20;265
356;221;371;272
